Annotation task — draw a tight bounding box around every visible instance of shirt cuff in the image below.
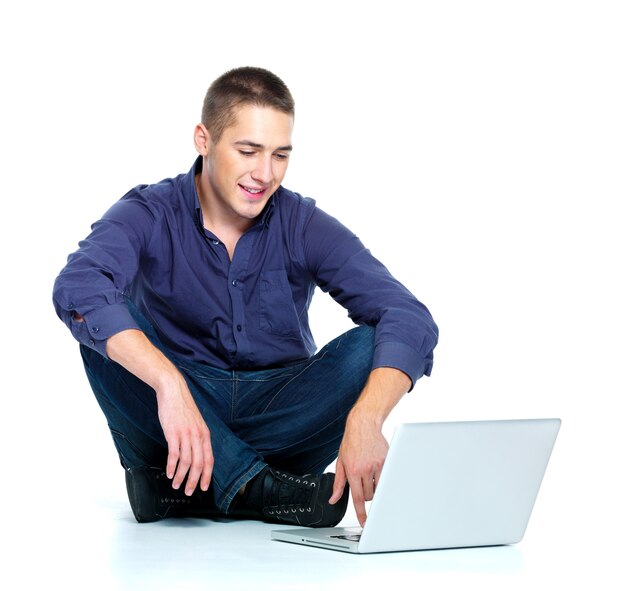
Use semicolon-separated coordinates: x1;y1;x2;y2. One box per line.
372;340;433;392
77;303;141;358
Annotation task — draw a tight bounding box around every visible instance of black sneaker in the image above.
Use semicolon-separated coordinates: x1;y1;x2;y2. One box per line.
239;466;350;528
125;466;263;523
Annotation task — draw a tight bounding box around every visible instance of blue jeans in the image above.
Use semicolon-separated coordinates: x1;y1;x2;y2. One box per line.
80;304;375;513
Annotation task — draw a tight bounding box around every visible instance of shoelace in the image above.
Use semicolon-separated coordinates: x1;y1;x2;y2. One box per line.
154;471;193;505
264;470;318;517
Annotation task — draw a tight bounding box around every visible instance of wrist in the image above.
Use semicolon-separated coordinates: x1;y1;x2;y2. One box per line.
346;367;411;431
346;403;385;432
153;368;188;399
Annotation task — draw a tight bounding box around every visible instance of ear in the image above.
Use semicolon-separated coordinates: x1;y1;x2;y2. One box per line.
193;124;212;156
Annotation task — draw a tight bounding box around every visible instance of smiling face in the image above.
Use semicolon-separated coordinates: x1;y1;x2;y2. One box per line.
194;104;293;232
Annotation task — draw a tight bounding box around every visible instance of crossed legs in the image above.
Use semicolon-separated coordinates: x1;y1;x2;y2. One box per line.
80;324;375;516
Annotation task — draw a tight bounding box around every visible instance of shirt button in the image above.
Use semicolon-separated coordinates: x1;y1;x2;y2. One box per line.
232;280;238;287
236;325;242;332
89;339;95;347
212;240;219;245
92;326;99;333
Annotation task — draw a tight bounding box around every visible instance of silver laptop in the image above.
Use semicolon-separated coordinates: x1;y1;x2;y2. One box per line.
271;418;560;553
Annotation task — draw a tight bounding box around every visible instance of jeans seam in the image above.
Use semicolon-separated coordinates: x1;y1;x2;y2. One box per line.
234;373;296;383
180;370;232;382
260;349;328;414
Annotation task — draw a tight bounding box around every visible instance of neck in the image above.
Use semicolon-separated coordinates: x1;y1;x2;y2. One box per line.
195;173;250;260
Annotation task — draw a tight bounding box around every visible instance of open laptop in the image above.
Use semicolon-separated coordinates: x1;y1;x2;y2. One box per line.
271;418;561;553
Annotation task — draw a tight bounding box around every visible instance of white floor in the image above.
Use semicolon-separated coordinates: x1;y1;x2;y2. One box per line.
7;460;623;591
7;352;626;591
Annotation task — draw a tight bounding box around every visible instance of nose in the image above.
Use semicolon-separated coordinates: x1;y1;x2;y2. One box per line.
251;154;273;184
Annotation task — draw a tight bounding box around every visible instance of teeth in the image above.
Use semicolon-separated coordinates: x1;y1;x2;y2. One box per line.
244;186;263;194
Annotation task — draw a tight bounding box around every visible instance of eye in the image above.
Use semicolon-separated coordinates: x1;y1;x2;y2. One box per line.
274;153;290;161
239;150;255;157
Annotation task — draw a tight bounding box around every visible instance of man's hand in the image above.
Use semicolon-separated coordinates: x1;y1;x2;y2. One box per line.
329;414;389;527
156;377;214;496
106;328;214;496
327;367;411;527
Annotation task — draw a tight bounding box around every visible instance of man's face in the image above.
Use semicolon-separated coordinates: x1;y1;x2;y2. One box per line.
199;104;293;227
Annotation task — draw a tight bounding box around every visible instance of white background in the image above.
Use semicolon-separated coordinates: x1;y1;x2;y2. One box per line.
1;1;624;589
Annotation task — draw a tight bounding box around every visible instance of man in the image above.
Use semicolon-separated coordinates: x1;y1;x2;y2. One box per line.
53;67;438;529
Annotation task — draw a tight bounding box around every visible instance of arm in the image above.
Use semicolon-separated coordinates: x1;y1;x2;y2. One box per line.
55;195;212;495
106;328;213;495
329;367;411;527
299;205;438;525
53;197;150;355
301;206;438;388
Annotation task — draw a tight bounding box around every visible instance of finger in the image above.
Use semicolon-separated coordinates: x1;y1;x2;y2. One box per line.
185;443;203;496
185;427;212;495
166;435;181;480
362;473;375;502
172;438;192;490
351;480;367;528
200;432;214;491
372;467;383;494
329;460;347;504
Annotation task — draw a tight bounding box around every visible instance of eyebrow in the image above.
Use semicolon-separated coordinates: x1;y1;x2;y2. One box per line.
234;140;293;152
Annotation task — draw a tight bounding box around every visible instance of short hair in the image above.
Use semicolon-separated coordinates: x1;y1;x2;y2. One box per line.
201;66;295;143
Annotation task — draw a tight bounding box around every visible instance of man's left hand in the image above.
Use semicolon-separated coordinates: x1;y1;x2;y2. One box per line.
328;413;389;528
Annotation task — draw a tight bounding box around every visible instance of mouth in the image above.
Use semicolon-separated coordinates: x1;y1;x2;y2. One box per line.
239;184;268;200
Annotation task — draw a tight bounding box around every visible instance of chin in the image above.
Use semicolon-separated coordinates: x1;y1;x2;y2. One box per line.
237;206;265;220
240;199;270;216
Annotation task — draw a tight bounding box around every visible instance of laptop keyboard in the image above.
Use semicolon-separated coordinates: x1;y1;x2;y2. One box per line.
330;534;361;542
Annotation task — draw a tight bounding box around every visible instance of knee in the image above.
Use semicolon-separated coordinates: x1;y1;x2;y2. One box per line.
344;324;375;353
342;324;375;349
334;324;376;378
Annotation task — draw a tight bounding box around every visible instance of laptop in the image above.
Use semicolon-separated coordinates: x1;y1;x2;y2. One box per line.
271;418;561;553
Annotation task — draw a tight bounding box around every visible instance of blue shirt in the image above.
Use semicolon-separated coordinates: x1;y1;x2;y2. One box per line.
53;158;438;386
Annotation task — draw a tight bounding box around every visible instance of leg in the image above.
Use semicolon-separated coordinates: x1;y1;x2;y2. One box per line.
80;345;265;514
232;325;376;474
220;325;375;526
81;344;168;469
82;345;351;527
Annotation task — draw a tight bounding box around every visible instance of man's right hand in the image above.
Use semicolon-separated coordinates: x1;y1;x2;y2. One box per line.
155;377;214;496
106;328;214;496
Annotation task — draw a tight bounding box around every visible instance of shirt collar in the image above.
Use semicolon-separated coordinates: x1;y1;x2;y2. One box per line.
185;156;277;231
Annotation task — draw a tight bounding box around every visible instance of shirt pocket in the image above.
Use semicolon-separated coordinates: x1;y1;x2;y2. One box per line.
259;270;301;337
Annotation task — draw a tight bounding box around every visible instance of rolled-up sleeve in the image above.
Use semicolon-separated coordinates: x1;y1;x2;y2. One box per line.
302;206;438;388
52;194;154;357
